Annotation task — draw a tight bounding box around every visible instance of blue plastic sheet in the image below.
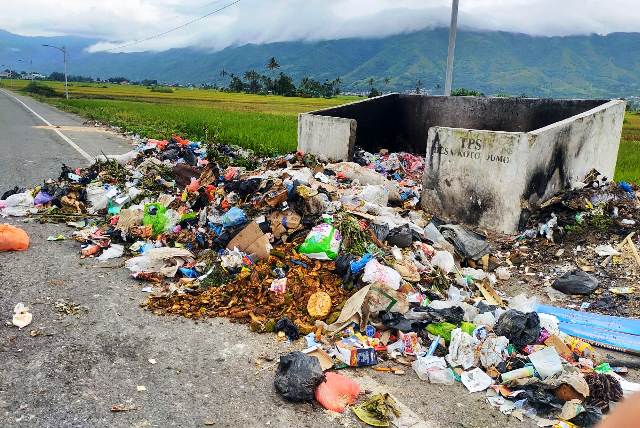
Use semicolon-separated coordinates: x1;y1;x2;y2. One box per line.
536;304;640;354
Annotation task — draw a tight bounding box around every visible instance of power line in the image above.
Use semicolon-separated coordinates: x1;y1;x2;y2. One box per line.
104;0;241;52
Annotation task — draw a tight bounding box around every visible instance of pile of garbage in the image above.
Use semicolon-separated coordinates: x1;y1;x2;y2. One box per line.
2;134;639;426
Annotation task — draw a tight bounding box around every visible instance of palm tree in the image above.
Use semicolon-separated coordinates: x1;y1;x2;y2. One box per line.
244;70;262;93
219;68;229;87
332;77;342;95
266;57;280;71
367;77;375;89
383;77;391;93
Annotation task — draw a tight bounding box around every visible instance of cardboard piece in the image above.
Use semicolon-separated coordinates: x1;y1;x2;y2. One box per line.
269;211;302;239
335;338;378;367
226;222;272;260
303;346;334;371
544;335;574;361
265;189;288;207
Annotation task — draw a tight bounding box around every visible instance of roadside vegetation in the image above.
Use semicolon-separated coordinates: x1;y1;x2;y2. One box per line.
616;111;640;184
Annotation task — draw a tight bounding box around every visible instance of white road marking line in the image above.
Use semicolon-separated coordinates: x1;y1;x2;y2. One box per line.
0;89;94;162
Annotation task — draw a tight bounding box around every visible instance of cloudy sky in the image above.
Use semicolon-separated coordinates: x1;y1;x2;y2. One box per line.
1;0;639;52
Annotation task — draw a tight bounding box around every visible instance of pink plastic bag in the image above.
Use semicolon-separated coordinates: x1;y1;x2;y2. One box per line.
315;372;360;413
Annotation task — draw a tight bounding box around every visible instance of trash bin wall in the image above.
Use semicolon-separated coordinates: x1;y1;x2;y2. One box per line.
523;99;626;209
298;94;405;160
422;127;530;233
422;99;626;233
397;95;607;154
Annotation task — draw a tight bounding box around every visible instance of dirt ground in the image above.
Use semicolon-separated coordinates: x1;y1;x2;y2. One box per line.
1;220;541;428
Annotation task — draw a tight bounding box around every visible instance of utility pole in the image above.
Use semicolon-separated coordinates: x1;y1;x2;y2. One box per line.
444;0;459;96
42;44;69;99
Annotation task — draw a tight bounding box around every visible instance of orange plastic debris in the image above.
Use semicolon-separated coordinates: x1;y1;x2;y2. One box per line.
0;224;29;251
172;135;190;147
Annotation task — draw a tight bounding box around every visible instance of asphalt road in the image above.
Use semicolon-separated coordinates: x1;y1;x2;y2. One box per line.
0;91;538;428
0;89;131;190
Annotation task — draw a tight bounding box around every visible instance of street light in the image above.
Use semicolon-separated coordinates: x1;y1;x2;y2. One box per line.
444;0;459;96
42;44;69;99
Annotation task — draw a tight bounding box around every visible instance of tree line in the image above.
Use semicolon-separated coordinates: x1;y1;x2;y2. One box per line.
220;57;341;98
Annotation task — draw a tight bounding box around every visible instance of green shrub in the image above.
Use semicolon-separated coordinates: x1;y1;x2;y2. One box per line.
22;81;61;98
150;86;174;93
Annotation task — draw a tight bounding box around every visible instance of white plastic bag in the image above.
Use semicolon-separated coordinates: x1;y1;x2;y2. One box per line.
473;312;497;328
461;368;493;393
97;244;124;261
0;192;34;217
12;302;32;328
529;347;563;379
431;250;455;274
446;328;478;369
86;184;109;213
125;247;194;277
412;356;454;385
479;335;509;368
509;293;538;313
362;259;401;290
360;185;389;206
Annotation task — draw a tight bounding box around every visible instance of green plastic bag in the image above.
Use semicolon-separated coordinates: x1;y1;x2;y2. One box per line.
299;223;342;260
426;322;457;343
143;203;168;236
461;321;476;336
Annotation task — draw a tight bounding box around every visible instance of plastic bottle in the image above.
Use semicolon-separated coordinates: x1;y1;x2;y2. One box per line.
501;366;535;382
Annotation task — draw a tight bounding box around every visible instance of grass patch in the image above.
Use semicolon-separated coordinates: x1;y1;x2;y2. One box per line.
615;112;640;184
49;98;298;155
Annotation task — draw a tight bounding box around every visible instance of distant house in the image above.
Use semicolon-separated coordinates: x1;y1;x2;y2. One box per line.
0;71;11;78
23;72;46;80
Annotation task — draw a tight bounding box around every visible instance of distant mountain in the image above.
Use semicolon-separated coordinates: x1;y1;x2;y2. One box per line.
1;28;640;98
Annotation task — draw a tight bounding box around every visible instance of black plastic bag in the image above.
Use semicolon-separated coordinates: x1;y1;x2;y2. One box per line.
370;223;389;242
522;386;563;416
181;148;198;166
475;301;498;314
190;190;209;212
430;306;465;324
386;224;412;248
379;311;419;332
352;149;371;166
494;310;540;348
274;351;325;402
237;178;262;197
1;186;24;200
552;270;599;295
570;406;603;428
407;306;465;324
439;224;491;260
275;317;300;341
335;253;357;284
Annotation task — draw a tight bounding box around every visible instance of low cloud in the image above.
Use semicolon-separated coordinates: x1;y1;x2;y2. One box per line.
1;0;639;53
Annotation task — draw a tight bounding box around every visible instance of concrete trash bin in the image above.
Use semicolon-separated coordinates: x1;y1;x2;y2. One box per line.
297;94;625;233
